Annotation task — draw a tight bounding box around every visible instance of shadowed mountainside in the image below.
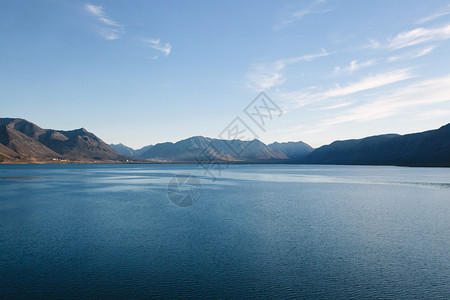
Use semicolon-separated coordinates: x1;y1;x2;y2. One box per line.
138;136;292;162
301;124;450;167
268;141;314;160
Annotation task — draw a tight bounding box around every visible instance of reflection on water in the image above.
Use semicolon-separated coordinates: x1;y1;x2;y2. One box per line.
0;176;46;180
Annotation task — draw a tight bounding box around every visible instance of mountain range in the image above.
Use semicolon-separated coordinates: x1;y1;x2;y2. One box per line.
1;117;449;167
158;138;311;162
111;137;312;162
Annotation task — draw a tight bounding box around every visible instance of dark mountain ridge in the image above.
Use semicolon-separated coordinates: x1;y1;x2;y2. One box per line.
301;124;450;167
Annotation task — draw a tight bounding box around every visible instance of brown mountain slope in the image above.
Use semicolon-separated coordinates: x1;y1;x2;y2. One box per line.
0;118;125;162
0;118;47;140
53;128;125;160
0;142;20;161
0;125;60;160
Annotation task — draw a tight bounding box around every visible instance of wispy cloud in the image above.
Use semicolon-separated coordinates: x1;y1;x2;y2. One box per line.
246;49;329;90
85;3;124;40
284;48;330;63
277;69;413;111
322;74;450;126
142;38;172;56
319;101;353;110
387;45;436;62
246;61;286;90
415;109;450;120
362;39;382;49
388;23;450;49
416;4;450;24
364;22;450;51
324;69;413;98
275;0;331;30
334;59;375;74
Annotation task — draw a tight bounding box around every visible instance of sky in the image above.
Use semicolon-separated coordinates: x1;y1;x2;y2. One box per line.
2;0;450;149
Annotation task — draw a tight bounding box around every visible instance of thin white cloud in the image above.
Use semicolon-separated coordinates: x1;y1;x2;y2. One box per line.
276;69;413;112
284;48;329;63
247;61;286;90
362;39;381;49
416;5;450;24
387;45;437;62
319;101;353;110
335;59;375;74
388;23;450;49
142;38;172;56
85;3;124;40
415;109;450;120
277;90;316;110
84;3;171;57
324;69;413;98
246;49;329;90
275;0;331;30
415;45;437;57
322;74;450;126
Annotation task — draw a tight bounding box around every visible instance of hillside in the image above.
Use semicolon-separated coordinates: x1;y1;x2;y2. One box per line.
0;118;126;162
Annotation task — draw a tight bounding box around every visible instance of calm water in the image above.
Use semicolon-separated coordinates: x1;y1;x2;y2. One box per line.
0;164;449;299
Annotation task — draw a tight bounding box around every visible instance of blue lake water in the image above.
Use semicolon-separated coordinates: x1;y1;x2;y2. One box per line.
0;164;449;299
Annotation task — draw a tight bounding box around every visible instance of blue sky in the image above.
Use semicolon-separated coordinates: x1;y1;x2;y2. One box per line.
2;0;450;148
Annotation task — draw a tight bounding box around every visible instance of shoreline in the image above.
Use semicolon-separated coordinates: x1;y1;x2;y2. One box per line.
1;161;449;168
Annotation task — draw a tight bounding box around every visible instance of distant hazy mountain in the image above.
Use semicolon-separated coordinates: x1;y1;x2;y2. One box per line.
135;145;153;156
110;143;136;157
302;124;450;167
138;136;289;162
0;118;125;162
110;143;153;157
268;141;313;160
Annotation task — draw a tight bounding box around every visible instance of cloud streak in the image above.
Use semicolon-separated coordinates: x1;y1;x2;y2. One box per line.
85;3;124;40
246;49;329;90
325;69;413;98
275;0;331;30
334;59;375;74
322;74;450;126
276;69;413;112
142;38;172;56
387;45;436;62
388;23;450;49
416;5;450;24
